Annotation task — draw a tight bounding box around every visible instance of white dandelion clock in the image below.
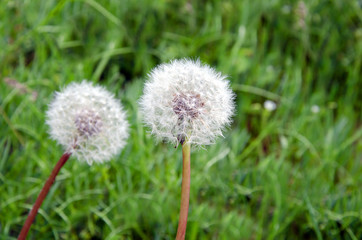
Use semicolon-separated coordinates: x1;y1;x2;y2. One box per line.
46;80;129;164
139;58;235;146
18;81;129;240
139;58;235;240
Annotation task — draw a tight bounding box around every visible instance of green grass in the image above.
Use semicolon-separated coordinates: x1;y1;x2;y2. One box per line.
1;0;361;239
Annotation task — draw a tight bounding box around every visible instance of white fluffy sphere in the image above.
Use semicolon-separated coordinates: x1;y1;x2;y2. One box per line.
46;81;129;165
139;59;235;146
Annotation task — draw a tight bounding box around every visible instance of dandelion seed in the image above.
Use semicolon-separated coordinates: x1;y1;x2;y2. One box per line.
280;135;289;149
311;105;320;114
264;100;277;111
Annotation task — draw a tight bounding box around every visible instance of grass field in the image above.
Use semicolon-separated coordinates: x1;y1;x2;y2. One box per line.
1;0;361;239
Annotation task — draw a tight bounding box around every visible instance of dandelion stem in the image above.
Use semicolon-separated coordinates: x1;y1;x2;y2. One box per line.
175;142;191;240
18;152;71;240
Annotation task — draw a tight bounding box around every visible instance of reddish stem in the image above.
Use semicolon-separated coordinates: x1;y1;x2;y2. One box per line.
175;143;191;240
18;152;71;240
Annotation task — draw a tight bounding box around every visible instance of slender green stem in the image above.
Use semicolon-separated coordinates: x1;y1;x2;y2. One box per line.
18;152;71;240
175;142;191;240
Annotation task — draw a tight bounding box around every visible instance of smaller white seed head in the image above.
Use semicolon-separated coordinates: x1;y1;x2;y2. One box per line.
139;59;235;146
264;100;277;111
46;81;129;165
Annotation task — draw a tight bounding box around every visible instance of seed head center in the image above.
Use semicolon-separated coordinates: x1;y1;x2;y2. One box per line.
172;92;204;120
74;109;103;137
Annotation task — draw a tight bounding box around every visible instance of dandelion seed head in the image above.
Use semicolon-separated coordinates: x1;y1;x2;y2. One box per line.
139;59;235;146
46;81;129;165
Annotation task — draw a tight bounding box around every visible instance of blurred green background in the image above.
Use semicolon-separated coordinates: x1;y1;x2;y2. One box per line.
1;0;361;239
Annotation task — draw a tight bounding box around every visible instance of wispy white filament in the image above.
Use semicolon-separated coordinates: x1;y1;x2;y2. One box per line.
46;81;129;164
139;59;235;146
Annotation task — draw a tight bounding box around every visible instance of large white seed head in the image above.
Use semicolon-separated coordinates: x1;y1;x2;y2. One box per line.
139;59;235;146
46;81;129;165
